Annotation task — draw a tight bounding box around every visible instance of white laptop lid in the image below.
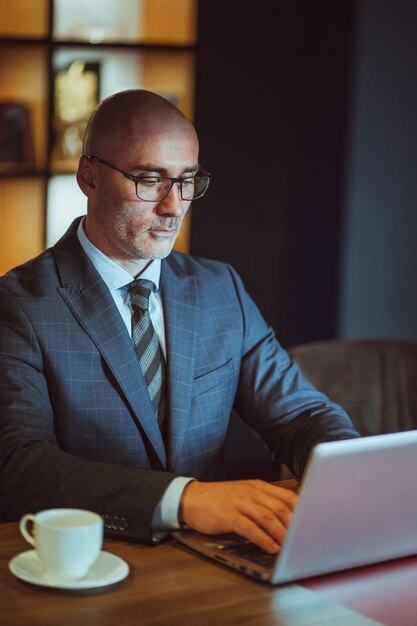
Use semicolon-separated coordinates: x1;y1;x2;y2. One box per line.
273;430;417;584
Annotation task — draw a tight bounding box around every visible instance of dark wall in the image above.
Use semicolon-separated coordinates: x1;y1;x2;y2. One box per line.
338;0;417;339
292;2;355;344
191;0;356;347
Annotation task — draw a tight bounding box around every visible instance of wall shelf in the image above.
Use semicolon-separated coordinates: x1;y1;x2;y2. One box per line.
0;0;197;275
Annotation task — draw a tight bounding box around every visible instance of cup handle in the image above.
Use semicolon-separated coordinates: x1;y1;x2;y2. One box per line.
19;514;36;546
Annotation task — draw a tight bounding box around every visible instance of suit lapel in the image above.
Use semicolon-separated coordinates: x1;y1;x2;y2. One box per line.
161;255;197;471
53;222;167;469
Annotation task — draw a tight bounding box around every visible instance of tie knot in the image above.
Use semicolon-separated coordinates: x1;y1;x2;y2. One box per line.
128;279;155;311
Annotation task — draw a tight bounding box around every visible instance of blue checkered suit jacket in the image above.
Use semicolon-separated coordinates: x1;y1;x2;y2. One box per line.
0;218;358;541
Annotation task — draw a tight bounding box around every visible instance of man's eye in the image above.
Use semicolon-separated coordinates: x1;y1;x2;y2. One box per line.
182;178;195;187
138;177;161;187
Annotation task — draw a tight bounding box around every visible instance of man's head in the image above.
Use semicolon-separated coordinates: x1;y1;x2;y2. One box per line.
77;89;202;275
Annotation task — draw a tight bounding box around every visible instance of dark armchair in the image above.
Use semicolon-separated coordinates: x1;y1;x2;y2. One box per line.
225;338;417;481
287;338;417;437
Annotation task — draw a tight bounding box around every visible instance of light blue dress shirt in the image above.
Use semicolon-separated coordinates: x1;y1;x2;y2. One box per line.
77;219;193;532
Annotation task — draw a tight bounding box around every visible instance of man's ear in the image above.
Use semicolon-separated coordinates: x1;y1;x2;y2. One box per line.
76;155;97;197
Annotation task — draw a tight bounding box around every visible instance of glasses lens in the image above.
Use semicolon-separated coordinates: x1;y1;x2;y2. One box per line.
136;176;210;201
136;178;169;201
182;176;210;200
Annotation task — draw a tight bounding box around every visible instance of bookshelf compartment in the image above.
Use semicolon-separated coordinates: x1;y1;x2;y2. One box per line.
0;178;45;275
0;0;49;39
52;0;197;45
0;45;48;173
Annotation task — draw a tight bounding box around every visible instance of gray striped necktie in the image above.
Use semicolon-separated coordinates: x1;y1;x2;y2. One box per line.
128;279;167;433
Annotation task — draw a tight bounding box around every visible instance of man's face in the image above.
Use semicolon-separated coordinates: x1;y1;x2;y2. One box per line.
85;122;199;266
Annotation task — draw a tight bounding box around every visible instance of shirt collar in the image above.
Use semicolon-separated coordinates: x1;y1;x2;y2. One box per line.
77;218;161;292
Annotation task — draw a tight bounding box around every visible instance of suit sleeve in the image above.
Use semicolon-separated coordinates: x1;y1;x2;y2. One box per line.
0;287;176;542
227;266;360;478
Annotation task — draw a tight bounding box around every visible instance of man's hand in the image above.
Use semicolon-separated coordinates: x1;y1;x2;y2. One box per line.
179;480;298;554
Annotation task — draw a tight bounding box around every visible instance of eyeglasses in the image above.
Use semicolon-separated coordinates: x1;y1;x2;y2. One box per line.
86;154;210;202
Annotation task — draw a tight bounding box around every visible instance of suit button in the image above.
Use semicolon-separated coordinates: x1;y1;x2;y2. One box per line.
102;514;111;529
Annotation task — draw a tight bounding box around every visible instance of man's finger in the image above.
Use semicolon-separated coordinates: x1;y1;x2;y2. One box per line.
246;480;298;509
232;513;281;554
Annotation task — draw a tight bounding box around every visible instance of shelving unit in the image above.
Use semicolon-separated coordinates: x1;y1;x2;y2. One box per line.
0;0;197;275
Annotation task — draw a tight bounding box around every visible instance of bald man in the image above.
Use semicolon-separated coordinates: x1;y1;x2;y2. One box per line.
0;90;359;553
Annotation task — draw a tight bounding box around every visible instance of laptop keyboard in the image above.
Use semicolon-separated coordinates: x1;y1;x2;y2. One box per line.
222;542;276;568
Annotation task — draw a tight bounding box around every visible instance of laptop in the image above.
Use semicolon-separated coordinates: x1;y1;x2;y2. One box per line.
173;430;417;585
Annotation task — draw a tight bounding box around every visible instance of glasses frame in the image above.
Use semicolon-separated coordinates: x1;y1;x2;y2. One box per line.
86;154;210;201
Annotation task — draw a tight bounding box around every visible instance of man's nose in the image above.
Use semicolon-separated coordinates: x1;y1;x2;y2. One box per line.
156;183;188;217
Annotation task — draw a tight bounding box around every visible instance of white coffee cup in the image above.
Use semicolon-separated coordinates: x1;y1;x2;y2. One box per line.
19;508;103;581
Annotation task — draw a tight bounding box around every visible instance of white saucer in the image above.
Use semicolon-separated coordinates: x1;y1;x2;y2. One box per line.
9;550;129;590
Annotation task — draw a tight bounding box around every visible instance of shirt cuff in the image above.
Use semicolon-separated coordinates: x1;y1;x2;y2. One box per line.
152;476;195;531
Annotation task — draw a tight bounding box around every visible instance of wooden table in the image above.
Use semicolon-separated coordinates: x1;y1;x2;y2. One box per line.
4;516;416;626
